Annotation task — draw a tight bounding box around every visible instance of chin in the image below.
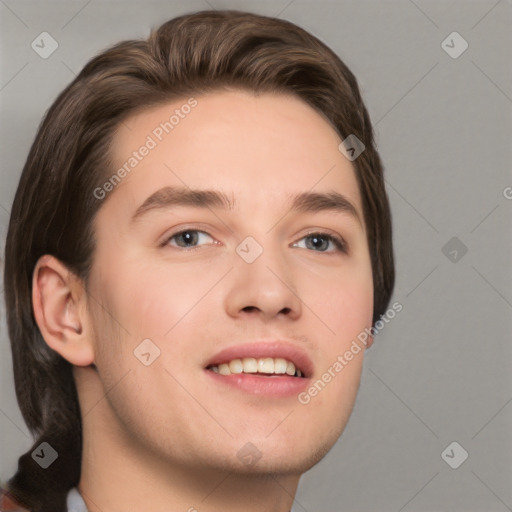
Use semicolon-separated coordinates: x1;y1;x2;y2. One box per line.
197;428;342;477
230;440;337;477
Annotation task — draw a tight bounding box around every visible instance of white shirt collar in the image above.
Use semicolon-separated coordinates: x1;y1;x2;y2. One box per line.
66;487;88;512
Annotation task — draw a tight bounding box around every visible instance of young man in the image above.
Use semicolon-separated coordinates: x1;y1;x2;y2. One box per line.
2;10;394;512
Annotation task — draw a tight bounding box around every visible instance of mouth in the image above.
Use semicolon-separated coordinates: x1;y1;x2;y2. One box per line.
207;357;304;378
204;341;312;396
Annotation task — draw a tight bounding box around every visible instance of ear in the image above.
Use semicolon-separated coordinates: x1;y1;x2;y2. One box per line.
32;255;95;366
365;333;374;350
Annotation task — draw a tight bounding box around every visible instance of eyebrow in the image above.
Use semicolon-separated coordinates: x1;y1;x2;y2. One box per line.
291;190;362;225
131;187;234;223
131;186;362;226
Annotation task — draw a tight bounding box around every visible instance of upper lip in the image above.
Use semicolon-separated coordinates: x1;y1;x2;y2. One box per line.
205;340;313;378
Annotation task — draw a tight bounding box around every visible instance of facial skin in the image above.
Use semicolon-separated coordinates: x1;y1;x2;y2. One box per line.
33;89;374;512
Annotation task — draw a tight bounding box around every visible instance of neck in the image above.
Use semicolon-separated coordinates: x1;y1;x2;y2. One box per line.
76;366;300;512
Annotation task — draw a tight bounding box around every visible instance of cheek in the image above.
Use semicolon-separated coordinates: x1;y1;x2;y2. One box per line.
321;287;372;335
302;262;372;413
97;256;226;341
313;265;374;343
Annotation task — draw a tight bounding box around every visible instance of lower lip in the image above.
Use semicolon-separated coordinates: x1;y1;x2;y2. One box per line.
205;370;310;397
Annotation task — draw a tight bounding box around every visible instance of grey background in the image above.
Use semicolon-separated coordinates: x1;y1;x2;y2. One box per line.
1;0;511;510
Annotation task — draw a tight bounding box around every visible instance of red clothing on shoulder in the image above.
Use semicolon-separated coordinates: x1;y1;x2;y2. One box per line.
0;487;31;511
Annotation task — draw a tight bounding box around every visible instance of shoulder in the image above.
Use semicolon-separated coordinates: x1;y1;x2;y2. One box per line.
0;486;31;511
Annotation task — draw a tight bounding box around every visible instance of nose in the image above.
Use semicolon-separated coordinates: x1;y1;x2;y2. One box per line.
224;243;302;323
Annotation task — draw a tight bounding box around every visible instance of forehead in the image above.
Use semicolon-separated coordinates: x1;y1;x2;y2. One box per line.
104;89;363;220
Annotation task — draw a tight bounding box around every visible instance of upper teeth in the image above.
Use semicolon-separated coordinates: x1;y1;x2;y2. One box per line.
210;357;302;377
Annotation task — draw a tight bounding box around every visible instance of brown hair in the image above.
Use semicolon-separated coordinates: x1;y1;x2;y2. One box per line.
3;9;394;511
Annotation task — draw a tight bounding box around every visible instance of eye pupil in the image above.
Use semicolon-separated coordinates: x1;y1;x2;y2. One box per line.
307;235;328;251
178;231;198;246
167;230;342;253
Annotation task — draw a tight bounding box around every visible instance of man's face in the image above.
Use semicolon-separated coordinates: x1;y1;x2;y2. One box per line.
85;89;373;474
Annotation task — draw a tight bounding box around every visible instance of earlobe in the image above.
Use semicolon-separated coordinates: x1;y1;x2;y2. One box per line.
32;255;95;366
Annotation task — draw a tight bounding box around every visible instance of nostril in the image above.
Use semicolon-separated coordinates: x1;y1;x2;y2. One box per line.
242;306;258;313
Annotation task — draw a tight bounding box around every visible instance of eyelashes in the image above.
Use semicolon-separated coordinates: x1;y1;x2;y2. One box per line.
292;232;346;253
163;229;347;254
166;230;215;248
